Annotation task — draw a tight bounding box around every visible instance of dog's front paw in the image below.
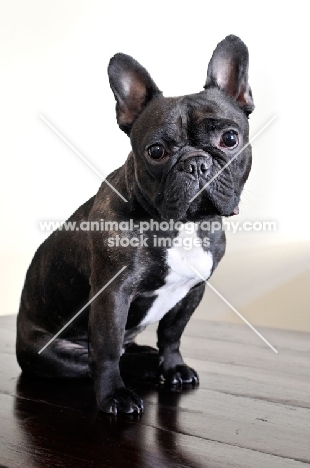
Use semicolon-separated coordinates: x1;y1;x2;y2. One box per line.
98;387;144;415
163;364;199;387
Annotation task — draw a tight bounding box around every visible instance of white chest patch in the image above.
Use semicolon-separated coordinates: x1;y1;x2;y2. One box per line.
139;223;213;327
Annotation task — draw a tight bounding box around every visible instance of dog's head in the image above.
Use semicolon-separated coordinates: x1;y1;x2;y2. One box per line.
108;35;254;221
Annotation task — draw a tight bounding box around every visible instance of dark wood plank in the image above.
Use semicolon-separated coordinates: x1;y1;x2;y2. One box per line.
3;316;309;409
1;391;307;468
138;325;310;377
1;315;309;467
4;367;308;462
4;314;310;352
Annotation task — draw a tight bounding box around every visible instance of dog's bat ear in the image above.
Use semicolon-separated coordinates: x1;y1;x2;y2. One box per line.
204;35;254;116
108;54;162;135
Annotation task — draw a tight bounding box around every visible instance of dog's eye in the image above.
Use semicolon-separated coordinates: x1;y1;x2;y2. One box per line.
221;131;238;148
148;144;166;160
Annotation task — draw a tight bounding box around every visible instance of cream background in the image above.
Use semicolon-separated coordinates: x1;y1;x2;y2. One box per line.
0;1;309;331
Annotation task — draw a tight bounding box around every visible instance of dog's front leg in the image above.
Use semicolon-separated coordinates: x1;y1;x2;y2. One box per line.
157;283;205;387
88;272;143;414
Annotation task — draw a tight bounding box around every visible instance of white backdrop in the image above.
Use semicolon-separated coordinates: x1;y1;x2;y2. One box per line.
1;0;309;317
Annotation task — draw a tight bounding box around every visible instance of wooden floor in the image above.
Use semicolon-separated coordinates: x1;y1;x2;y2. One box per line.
0;315;309;467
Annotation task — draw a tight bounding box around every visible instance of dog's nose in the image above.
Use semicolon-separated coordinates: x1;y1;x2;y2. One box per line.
178;156;209;177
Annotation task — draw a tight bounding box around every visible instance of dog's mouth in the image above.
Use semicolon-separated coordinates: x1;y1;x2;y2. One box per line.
157;182;240;221
183;201;239;222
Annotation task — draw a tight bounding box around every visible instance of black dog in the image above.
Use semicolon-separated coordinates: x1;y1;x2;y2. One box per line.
16;35;254;414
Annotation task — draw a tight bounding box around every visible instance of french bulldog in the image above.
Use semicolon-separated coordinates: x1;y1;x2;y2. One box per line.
16;35;254;414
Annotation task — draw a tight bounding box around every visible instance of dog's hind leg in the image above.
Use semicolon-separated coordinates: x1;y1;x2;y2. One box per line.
16;329;90;379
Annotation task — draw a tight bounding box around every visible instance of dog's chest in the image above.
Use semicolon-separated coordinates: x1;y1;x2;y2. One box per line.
139;225;213;327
